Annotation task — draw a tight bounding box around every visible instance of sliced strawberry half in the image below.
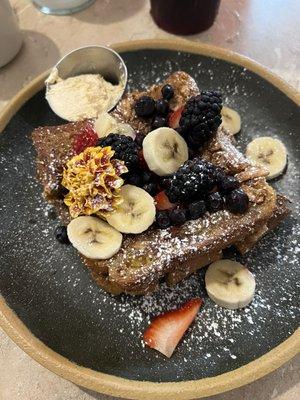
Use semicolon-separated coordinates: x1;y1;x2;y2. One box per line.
143;298;203;358
73;124;98;154
154;191;175;211
168;106;183;129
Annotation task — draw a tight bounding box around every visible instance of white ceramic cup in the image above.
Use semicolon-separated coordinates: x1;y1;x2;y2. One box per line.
0;0;23;68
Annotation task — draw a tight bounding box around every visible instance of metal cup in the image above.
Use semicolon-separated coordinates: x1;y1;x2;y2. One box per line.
45;45;128;117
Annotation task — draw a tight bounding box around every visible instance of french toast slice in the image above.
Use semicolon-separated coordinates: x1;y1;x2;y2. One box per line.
32;72;289;295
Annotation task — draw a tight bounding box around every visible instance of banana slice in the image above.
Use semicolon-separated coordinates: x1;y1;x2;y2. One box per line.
246;136;287;180
106;185;156;234
67;216;122;259
116;122;136;139
205;259;255;309
94;112;136;140
142;127;188;176
221;106;241;135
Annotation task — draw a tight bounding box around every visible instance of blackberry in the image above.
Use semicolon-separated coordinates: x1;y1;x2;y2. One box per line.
165;158;217;203
179;91;222;149
134;96;155;117
97;134;139;169
156;211;171;229
54;226;70;245
225;188;249;214
161;84;174;100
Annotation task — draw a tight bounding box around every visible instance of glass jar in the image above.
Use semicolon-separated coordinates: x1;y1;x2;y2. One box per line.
32;0;95;15
150;0;221;35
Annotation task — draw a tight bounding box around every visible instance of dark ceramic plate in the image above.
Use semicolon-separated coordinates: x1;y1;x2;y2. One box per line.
0;41;299;399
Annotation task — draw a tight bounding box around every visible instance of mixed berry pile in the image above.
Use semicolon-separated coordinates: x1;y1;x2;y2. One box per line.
134;84;174;130
155;159;249;229
92;84;249;229
57;83;249;242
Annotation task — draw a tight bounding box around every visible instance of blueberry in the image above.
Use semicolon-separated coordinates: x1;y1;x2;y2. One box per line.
142;170;152;184
207;192;224;212
57;185;69;199
156;99;169;115
152;116;167;129
225;188;249;214
161;84;174;100
134;96;155;117
188;200;206;220
218;175;239;193
207;176;217;192
46;207;57;220
55;226;70;244
156;211;171;229
169;208;188;226
143;183;157;196
126;172;143;186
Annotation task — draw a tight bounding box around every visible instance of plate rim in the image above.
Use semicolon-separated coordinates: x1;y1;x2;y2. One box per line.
0;38;299;400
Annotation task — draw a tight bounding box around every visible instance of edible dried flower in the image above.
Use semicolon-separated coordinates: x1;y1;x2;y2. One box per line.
62;146;127;218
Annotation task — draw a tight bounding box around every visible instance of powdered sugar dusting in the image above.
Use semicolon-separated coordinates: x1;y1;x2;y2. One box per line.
0;50;299;382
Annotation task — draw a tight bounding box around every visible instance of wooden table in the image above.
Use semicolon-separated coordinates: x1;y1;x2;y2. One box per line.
0;0;299;399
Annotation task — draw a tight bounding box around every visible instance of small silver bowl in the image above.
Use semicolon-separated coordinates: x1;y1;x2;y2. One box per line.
45;45;127;120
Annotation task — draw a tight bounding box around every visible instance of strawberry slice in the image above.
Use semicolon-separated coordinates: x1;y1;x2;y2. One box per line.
154;191;175;211
143;298;202;358
168;106;184;129
73;124;98;154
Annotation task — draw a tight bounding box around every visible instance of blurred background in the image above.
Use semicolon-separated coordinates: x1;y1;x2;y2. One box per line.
0;1;299;399
1;0;299;111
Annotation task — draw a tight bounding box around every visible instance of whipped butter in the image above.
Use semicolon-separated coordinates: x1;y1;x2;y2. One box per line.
45;68;124;121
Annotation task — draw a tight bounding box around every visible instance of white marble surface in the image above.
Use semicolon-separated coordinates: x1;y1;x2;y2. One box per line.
0;0;299;399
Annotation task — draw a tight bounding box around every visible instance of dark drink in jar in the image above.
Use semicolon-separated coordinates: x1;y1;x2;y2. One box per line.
150;0;221;35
